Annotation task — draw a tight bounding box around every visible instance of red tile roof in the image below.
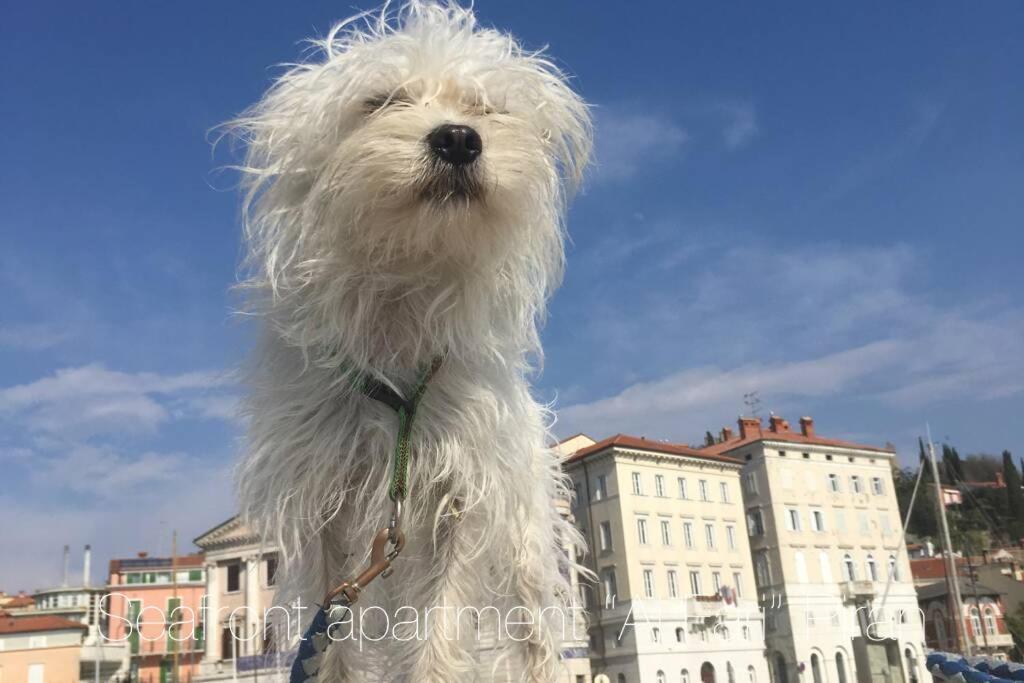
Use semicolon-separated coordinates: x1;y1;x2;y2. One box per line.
564;433;742;466
700;418;895;456
3;596;34;608
911;557;966;581
0;614;87;635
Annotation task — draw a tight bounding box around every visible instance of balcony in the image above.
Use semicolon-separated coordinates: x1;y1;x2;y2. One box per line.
685;595;736;620
841;580;875;601
974;632;1014;648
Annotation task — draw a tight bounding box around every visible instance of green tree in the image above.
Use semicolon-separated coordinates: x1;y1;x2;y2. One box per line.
1003;450;1024;538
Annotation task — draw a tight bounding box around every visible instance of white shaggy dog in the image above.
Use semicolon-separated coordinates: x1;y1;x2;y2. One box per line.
231;2;590;680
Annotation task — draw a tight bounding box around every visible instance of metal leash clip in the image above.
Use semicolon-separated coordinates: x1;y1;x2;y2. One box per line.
324;523;405;606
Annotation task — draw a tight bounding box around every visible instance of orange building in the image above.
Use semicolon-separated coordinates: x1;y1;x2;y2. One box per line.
106;552;207;683
0;611;87;683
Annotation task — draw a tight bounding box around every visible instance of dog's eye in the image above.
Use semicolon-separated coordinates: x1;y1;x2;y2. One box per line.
363;92;411;114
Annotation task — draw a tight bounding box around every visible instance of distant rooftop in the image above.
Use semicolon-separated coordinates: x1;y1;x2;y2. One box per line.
700;415;895;456
564;433;742;466
0;613;87;635
108;552;204;575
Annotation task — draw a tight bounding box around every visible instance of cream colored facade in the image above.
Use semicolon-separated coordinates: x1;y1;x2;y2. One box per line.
704;416;927;683
194;516;285;682
0;618;86;683
564;434;770;683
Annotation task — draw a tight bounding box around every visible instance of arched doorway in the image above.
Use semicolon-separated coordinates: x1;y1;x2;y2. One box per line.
904;647;918;683
835;652;848;683
702;662;717;683
773;654;788;683
811;653;824;683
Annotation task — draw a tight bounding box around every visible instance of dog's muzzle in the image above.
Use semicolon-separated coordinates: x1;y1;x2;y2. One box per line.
422;124;484;202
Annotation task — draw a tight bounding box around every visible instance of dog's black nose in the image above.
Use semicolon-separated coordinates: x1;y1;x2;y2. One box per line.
427;124;482;166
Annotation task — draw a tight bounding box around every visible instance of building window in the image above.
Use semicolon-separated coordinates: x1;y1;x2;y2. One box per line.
851;475;863;494
748;666;757;683
820;551;833;583
828;473;841;492
812;509;825;532
733;572;743;597
602;569;618;605
632;472;643;495
705;523;716;549
785;508;801;531
679;477;689;499
888;555;898;581
599;521;613;551
689;570;702;596
742;625;750;640
747;509;765;536
683;522;695;548
726;525;737;550
984;608;997;635
842;554;856;581
653;628;662;644
682;670;690;683
795;551;808;583
699;480;710;501
880;514;892;535
755;553;771;587
871;477;884;495
594;475;607;501
266;556;278;587
971;608;982;636
676;627;685;642
637;518;649;545
661;519;672;546
712;571;722;593
720;482;730;503
859;512;870;534
226;562;241;593
743;472;759;495
668;570;679;598
656;475;666;497
643;569;655;598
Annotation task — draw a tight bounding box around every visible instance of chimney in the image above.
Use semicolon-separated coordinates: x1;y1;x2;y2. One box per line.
799;416;815;437
738;416;762;439
62;544;70;587
83;545;91;587
996;471;1006;488
768;415;790;433
720;427;734;442
137;551;149;559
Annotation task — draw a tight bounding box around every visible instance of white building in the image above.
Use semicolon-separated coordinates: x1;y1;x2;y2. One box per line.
701;416;927;683
563;433;770;683
194;516;286;682
23;545;128;682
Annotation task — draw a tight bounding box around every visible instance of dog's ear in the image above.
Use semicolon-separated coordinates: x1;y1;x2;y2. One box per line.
529;60;593;198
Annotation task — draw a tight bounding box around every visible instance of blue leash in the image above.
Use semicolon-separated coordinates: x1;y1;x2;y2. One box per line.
289;358;443;683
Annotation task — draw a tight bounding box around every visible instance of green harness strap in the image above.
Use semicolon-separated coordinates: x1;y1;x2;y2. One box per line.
359;355;445;501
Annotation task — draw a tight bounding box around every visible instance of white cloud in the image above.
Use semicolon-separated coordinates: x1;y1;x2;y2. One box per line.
714;101;759;150
554;239;1024;447
0;364;235;438
592;110;688;183
0;323;71;351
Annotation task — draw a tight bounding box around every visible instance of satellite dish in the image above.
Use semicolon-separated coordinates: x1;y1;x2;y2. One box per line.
595;675;611;683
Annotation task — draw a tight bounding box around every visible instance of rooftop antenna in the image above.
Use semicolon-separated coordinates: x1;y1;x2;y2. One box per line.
743;391;762;417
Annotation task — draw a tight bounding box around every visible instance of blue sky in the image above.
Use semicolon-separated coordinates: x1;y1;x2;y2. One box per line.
2;2;1022;592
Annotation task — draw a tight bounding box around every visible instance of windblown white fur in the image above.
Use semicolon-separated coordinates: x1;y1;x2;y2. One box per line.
231;2;591;680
